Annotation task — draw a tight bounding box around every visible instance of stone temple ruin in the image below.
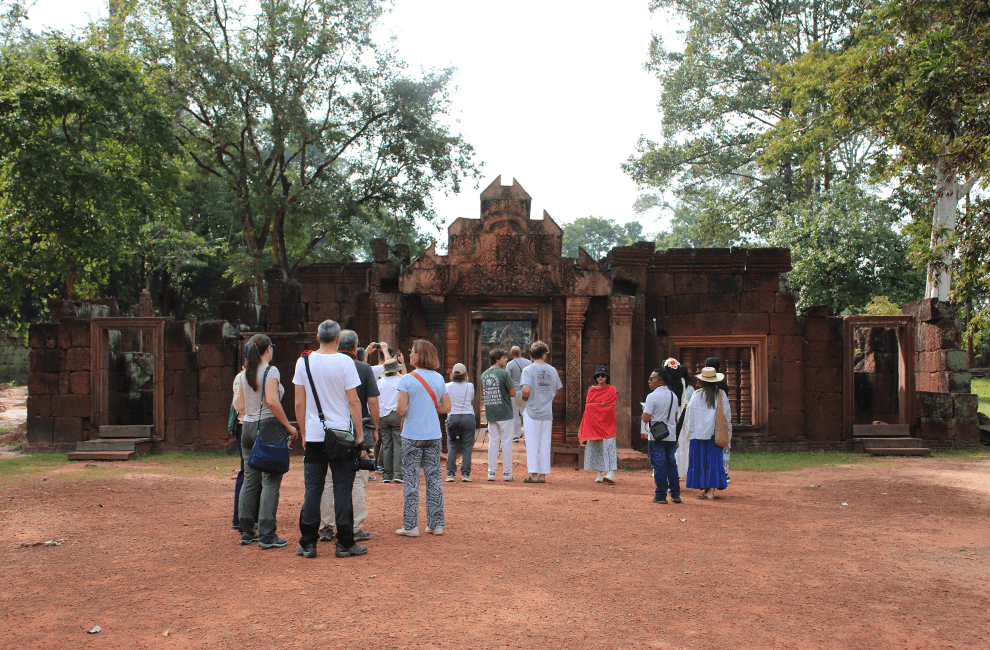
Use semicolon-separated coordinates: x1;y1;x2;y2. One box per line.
26;177;981;460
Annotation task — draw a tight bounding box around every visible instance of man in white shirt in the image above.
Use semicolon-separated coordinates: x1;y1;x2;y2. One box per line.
642;369;681;504
506;346;531;441
293;320;367;559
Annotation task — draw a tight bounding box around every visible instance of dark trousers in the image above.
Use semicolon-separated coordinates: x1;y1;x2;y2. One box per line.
445;414;477;477
232;434;245;527
299;441;357;548
649;439;680;499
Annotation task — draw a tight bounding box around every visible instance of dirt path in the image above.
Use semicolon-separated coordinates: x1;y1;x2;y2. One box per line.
1;454;988;649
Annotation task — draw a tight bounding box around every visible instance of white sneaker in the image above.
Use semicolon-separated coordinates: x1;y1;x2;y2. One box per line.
595;472;604;483
503;473;515;482
461;475;472;482
487;472;496;481
425;526;444;536
395;527;419;537
604;471;615;484
445;475;455;482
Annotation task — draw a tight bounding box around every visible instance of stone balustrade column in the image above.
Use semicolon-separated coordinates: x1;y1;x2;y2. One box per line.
609;295;636;448
565;296;590;445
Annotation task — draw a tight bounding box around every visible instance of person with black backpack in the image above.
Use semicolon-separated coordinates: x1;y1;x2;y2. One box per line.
641;368;681;504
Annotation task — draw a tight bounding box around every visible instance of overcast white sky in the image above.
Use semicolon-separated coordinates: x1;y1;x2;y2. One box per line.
23;0;684;239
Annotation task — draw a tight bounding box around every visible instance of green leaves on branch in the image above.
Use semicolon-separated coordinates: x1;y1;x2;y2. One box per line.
126;0;479;281
561;217;645;260
0;36;180;316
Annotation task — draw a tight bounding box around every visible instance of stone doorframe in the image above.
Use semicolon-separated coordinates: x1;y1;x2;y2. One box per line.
90;317;166;439
842;315;916;440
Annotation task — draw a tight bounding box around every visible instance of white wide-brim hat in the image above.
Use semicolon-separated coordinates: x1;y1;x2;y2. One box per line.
696;366;725;383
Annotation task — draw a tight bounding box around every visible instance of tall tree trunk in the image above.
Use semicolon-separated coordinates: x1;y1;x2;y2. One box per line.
925;158;979;300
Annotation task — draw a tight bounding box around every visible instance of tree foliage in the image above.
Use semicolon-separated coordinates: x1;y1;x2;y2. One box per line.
770;184;923;313
0;36;180;318
561;217;644;260
120;0;479;285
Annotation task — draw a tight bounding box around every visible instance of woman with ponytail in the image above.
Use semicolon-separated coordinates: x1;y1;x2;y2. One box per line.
662;358;694;479
238;334;299;549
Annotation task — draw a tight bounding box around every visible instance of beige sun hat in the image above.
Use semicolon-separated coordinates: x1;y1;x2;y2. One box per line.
696;366;725;383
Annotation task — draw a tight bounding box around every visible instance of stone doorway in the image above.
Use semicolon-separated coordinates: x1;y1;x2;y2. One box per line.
470;311;537;426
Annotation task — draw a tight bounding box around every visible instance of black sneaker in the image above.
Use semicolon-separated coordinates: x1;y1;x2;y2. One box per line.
335;543;368;558
296;543;317;559
239;531;259;545
671;497;682;504
652;496;668;504
258;537;288;549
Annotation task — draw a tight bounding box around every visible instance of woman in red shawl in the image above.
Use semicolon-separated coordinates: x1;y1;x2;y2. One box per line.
579;366;618;483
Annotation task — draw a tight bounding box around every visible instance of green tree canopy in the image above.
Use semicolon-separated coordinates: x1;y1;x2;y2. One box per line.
119;0;479;287
0;36;180;319
561;217;645;260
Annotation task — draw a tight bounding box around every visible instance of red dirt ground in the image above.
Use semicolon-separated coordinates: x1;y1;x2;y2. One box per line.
1;451;988;650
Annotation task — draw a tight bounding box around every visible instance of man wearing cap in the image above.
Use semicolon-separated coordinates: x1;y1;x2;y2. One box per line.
506;346;531;441
481;348;516;481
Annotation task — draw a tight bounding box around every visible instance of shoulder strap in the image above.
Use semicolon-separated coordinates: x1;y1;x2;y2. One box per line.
258;366;271;420
412;371;440;410
302;352;327;426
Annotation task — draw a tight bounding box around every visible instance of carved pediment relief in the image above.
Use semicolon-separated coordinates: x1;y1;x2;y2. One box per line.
400;177;609;297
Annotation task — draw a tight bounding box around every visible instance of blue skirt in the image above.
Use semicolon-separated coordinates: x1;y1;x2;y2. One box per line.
686;438;727;490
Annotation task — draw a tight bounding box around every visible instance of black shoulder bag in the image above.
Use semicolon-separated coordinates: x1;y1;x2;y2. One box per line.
649;391;677;442
302;351;357;462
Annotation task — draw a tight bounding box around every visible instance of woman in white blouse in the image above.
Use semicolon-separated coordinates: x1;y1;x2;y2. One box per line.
444;363;477;482
682;366;731;499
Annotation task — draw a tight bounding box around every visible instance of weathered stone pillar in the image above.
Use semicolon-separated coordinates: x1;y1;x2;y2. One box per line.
609;295;636;448
565;296;590;445
374;293;402;348
422;295;445;369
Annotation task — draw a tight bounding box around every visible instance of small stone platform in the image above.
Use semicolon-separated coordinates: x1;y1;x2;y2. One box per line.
68;425;153;461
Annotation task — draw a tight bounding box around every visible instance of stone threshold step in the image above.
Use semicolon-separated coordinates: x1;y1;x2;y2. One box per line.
853;424;911;438
76;439;152;453
858;438;924;449
68;451;136;461
867;447;931;457
99;425;154;438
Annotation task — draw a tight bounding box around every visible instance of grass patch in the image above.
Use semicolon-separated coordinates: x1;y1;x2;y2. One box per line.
0;449;257;491
0;452;70;490
973;377;989;419
931;447;990;461
731;450;879;472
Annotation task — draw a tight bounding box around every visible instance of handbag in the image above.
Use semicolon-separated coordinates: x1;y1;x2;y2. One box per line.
714;390;730;449
247;367;291;474
301;351;358;461
649;390;676;442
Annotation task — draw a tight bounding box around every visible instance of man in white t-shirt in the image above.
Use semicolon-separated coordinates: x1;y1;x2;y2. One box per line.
506;346;531;441
293;320;366;560
642;369;681;504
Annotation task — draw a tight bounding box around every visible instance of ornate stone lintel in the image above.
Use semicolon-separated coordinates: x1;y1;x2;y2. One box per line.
609;295;636;448
565;296;591;442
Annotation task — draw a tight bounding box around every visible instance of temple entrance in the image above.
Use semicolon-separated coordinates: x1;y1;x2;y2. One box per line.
471;312;536;426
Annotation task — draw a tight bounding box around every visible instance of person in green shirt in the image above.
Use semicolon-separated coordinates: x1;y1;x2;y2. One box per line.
481;348;517;481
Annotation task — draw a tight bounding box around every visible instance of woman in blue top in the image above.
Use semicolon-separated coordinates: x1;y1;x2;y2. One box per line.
395;340;451;537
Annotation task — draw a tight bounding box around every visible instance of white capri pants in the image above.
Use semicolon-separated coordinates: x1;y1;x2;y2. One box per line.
523;414;553;474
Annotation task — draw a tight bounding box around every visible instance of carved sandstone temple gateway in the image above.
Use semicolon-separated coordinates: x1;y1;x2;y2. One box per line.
26;177;981;458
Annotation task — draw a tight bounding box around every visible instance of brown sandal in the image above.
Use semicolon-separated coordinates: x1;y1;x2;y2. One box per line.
523;477;537;483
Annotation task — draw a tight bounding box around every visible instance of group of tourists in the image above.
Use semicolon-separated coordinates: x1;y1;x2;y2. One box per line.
227;319;733;559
